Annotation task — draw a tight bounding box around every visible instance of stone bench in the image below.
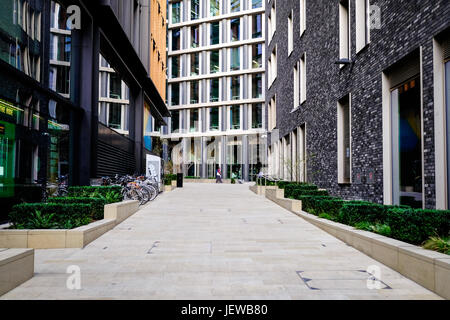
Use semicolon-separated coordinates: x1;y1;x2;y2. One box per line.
0;248;34;296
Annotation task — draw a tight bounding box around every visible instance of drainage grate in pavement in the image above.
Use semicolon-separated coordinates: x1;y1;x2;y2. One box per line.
296;270;392;291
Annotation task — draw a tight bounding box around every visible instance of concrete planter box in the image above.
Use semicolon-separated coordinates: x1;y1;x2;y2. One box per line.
0;248;34;296
164;185;175;192
0;200;139;249
249;184;271;195
171;180;177;187
264;187;302;214
258;185;450;299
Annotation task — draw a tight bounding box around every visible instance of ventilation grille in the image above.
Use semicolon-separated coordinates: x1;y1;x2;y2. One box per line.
96;140;136;178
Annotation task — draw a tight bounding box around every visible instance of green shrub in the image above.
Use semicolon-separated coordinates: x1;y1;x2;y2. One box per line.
386;208;450;244
423;237;450;255
185;176;201;179
284;184;322;198
295;196;335;213
318;213;337;221
354;221;392;237
354;221;372;231
9;203;92;229
256;179;277;186
289;189;329;199
314;198;345;217
276;181;307;189
337;202;388;226
68;186;121;198
48;197;107;220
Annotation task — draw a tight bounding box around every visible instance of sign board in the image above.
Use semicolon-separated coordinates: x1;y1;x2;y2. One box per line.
146;154;161;183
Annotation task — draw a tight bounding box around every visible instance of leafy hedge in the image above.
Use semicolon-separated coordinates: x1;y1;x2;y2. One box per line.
287;188;329;199
164;174;177;186
277;182;450;250
337;202;411;226
386;208;450;244
284;184;321;198
68;186;121;197
9;203;92;229
48;197;106;220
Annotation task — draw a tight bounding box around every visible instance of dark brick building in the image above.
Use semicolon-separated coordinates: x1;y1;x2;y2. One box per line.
265;0;450;209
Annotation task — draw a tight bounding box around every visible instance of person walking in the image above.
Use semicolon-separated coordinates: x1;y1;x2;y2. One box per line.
216;167;223;184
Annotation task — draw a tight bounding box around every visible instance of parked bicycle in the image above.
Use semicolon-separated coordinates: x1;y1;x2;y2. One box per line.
35;175;69;202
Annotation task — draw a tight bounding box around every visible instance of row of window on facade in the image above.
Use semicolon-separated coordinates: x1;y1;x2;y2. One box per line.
170;0;263;24
148;104;263;137
169;14;263;53
169;73;263;107
269;0;371;58
170;43;263;80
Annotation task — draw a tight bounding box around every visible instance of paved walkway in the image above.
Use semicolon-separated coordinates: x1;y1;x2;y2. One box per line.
1;184;441;299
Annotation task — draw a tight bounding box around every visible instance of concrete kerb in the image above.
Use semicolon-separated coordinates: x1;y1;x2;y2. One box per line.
252;184;450;299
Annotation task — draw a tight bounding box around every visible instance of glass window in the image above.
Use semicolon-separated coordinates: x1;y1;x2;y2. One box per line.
210;79;219;102
252;15;262;38
50;1;69;30
49;65;70;95
252;74;262;99
191;0;200;20
209;108;219;130
190;109;199;132
210;0;220;16
210;22;220;45
230;105;240;130
172;28;181;51
171;55;180;78
109;73;122;99
190;81;199;104
252;0;262;9
230;18;240;42
252;104;263;129
108;103;122;129
230;47;240;70
210;50;220;73
230;76;240;100
171;83;180;106
49;33;71;61
191;25;200;48
252;43;262;68
190;53;199;76
172;1;181;24
230;0;240;12
391;77;423;208
171;110;180;133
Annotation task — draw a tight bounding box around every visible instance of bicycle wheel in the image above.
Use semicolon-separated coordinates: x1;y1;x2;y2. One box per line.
145;185;158;201
139;187;151;205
